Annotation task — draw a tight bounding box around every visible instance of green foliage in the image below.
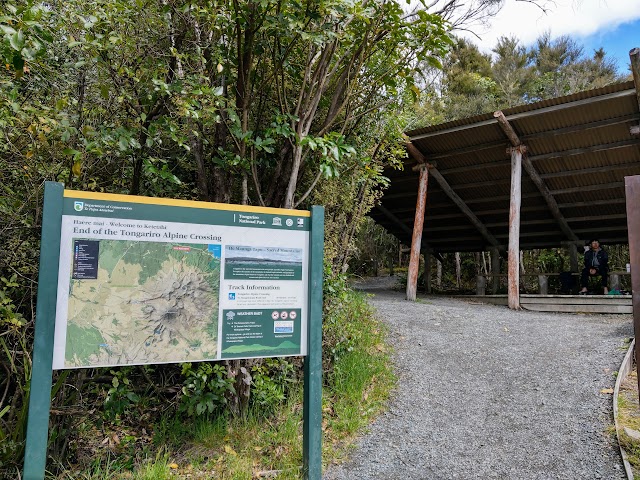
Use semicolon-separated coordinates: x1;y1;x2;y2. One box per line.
0;2;52;77
322;278;394;449
0;275;30;469
351;218;399;277
179;362;235;417
536;249;566;273
104;367;141;420
0;275;24;330
250;359;296;413
322;268;375;367
0;0;452;474
420;33;624;124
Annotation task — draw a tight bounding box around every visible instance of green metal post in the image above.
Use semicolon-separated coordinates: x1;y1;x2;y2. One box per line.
23;182;64;480
303;205;324;480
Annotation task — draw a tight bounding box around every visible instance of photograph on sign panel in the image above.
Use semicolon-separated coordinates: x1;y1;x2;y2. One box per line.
224;245;303;280
64;239;221;367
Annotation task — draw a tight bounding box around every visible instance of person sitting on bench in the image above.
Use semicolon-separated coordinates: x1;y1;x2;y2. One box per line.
579;239;609;294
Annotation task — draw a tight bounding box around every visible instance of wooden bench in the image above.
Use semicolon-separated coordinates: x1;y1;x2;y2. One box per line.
476;270;631;295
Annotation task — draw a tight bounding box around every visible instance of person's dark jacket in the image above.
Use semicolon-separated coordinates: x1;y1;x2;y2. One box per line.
584;248;608;271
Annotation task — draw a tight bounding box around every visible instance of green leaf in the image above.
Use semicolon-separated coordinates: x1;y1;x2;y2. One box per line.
9;30;25;51
11;54;24;74
126;392;139;402
0;25;17;36
72;160;82;177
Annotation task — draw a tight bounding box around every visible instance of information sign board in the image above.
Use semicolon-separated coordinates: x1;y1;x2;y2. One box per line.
23;183;324;480
53;190;311;368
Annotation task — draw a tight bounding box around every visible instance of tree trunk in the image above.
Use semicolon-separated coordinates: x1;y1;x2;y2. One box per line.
192;128;210;201
455;252;462;289
284;144;304;209
436;259;442;288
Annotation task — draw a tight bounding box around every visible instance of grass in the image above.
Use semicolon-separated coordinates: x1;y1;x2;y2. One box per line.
51;288;395;479
616;369;640;479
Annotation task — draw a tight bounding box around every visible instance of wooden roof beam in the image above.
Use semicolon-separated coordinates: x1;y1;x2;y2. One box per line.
439;139;640;176
550;182;624;195
494;111;579;242
531;139;639;163
630;48;640;133
406;141;502;250
439;160;509;175
559;198;626;208
523;113;640;140
393;213;629;230
376;204;549;219
540;162;640;179
494;111;522;146
423;162;640;190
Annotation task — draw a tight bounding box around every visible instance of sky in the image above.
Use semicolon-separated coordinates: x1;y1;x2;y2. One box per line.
463;0;640;73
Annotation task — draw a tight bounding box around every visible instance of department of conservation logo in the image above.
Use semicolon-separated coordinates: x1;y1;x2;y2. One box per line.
74;201;84;212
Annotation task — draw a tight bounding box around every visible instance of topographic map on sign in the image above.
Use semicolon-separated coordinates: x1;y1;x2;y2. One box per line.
64;240;220;367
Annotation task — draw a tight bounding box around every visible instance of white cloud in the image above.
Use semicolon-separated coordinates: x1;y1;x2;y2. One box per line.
462;0;640;52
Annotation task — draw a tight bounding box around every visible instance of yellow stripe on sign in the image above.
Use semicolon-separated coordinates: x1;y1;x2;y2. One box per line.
63;190;311;216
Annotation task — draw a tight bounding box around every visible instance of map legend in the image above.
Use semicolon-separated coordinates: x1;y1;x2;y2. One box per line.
72;240;99;279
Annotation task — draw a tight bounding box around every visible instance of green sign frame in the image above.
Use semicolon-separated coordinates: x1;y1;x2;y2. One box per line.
23;182;324;479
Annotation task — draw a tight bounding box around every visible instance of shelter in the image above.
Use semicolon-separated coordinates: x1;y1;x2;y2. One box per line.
370;48;640;308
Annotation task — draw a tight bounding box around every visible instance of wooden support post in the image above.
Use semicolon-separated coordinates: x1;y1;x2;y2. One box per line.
491;248;500;293
630;48;640;114
407;165;429;301
424;251;432;294
476;275;487;295
624;174;640;404
569;243;579;272
538;275;549;295
508;146;524;309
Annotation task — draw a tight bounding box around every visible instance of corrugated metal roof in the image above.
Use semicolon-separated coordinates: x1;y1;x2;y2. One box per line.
371;80;640;253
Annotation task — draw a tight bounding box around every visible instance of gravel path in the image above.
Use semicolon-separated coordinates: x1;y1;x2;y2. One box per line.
325;278;633;479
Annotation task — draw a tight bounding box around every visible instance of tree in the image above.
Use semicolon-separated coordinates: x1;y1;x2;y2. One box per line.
528;33;620;101
492;35;532;106
1;0;455;467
